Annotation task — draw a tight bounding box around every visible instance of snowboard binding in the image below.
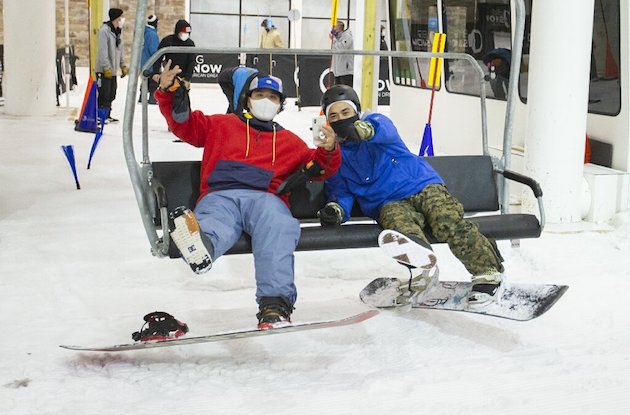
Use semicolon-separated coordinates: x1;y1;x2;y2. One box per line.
132;311;189;342
360;266;439;308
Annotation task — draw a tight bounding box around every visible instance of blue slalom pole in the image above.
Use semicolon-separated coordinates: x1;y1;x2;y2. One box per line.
61;145;80;189
87;107;110;169
419;123;435;156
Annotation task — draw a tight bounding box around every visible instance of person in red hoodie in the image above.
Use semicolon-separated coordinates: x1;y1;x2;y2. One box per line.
155;61;341;329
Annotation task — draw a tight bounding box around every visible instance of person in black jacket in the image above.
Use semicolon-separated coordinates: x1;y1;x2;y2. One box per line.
151;20;196;89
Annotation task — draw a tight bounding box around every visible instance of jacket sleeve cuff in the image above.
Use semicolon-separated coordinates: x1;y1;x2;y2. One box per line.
155;88;174;104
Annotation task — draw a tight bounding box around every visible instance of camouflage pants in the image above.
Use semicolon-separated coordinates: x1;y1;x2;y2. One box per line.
379;184;504;276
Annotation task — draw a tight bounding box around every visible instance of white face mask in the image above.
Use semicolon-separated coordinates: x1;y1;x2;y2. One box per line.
119;17;126;28
249;98;280;121
179;33;190;41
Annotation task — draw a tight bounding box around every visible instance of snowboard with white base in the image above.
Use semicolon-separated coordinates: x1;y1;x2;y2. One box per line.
363;229;568;321
361;276;567;321
59;310;379;352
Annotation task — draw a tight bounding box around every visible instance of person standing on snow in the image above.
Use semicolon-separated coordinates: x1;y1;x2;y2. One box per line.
95;8;127;123
151;20;196;90
140;14;160;104
317;85;505;307
330;20;354;87
259;18;284;49
155;62;341;329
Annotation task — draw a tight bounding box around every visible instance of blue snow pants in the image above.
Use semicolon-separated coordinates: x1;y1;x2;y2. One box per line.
194;189;300;305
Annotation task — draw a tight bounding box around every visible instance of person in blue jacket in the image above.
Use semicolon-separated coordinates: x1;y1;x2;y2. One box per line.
317;85;505;306
140;14;160;104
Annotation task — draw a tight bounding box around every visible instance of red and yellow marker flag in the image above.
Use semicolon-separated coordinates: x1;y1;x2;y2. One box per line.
428;32;446;88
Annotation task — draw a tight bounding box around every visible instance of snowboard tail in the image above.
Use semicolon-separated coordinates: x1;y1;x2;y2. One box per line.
59;310;379;352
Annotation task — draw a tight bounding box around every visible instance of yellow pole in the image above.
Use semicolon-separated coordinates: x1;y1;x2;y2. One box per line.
89;0;104;76
427;32;446;87
361;0;377;109
330;0;339;26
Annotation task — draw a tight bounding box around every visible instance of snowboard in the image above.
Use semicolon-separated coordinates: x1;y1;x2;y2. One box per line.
59;310;379;352
366;229;568;321
360;277;567;321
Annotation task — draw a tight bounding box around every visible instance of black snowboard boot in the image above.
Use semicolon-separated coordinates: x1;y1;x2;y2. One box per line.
256;296;293;330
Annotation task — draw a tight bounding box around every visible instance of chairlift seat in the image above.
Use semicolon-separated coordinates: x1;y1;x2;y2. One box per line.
150;155;542;257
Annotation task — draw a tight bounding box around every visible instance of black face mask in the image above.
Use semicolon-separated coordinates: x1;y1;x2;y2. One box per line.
330;115;360;143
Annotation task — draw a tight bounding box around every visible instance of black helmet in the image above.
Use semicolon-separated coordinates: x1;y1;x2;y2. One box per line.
321;85;361;116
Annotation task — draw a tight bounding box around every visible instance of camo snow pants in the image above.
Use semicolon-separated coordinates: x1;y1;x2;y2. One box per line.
379;184;504;276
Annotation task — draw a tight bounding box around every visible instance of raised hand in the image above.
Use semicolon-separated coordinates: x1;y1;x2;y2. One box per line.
159;59;183;91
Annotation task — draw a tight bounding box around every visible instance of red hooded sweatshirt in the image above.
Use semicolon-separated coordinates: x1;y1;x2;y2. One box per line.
156;89;341;206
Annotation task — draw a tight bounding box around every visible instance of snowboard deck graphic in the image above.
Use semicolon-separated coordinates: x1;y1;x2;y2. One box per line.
59;310;379;352
361;277;567;321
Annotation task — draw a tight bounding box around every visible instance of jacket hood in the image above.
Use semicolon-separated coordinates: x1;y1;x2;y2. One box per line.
483;48;511;66
219;66;260;114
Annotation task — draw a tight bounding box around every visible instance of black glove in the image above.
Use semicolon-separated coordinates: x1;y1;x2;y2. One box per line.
318;202;344;227
172;78;190;123
276;160;324;195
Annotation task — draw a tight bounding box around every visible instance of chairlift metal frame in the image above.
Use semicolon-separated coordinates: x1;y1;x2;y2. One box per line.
122;0;535;257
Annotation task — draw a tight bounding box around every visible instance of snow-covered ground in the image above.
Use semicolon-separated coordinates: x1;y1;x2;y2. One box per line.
1;69;629;415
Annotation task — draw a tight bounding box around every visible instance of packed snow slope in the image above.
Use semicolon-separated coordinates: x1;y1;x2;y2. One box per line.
1;71;629;415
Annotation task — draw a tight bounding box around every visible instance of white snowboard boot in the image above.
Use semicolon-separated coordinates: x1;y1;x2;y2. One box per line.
169;206;213;274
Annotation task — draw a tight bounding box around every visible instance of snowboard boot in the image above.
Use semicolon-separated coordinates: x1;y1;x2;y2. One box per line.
360;266;440;308
169;206;213;274
378;230;437;271
256;296;293;330
131;311;189;342
468;271;503;307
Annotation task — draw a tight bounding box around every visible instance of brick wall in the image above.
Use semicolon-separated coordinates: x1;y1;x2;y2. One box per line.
0;0;186;67
0;2;4;45
55;0;91;66
108;0;188;68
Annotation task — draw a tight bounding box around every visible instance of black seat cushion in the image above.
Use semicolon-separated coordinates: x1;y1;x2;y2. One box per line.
150;156;539;258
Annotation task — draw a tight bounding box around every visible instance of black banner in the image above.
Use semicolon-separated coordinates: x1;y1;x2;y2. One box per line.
245;54;297;98
296;55;334;107
191;53;241;83
297;55;391;107
379;57;391;105
190;52;390;108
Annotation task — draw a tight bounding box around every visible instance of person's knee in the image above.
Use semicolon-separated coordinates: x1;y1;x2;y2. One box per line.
380;200;425;234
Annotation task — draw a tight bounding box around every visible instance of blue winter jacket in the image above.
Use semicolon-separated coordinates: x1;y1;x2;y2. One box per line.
325;112;444;222
141;25;160;69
